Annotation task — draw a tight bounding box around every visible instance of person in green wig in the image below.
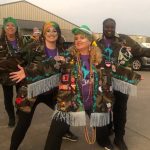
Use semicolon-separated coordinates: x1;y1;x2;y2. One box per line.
0;16;24;127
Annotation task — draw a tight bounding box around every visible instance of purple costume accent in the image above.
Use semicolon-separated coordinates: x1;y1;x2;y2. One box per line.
104;38;112;47
45;47;57;58
9;40;17;49
80;55;93;110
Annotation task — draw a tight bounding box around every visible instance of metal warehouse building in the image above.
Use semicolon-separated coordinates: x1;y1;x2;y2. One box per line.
0;0;78;42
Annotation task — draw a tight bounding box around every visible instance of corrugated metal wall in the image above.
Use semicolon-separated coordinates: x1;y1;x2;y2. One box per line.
0;1;77;30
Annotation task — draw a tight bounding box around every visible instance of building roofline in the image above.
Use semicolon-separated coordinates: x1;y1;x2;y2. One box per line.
0;0;23;6
129;34;149;37
0;0;79;28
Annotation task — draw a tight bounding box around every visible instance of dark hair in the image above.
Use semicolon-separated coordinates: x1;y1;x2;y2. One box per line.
103;18;116;26
52;22;64;51
0;26;23;48
42;21;64;53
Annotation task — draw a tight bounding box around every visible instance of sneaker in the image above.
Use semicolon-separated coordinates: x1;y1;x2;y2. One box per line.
8;118;15;128
63;130;78;142
99;139;113;150
104;143;114;150
114;138;128;150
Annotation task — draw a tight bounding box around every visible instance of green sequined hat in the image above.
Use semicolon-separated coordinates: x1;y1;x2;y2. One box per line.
3;17;17;28
72;25;92;35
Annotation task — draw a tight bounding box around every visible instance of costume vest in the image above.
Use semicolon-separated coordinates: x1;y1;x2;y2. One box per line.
96;36;141;96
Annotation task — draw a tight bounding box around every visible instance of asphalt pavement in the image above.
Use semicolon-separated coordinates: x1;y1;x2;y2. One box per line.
0;71;150;150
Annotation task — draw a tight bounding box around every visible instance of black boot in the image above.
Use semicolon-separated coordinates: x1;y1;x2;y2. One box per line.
62;130;78;142
8;117;15;127
114;137;128;150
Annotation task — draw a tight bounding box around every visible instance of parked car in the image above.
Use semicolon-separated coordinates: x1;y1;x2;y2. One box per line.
119;34;150;70
132;50;150;70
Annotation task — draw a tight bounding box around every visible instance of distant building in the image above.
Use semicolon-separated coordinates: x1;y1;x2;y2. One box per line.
0;0;78;42
93;33;150;45
1;1;150;43
129;35;150;44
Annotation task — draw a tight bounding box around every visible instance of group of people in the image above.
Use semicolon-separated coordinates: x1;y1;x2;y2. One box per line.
0;16;141;150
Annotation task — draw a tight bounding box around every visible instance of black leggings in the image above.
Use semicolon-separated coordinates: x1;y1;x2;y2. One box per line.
10;88;58;150
2;84;20;119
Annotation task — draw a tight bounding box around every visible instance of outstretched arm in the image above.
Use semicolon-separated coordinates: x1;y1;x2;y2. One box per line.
9;56;65;83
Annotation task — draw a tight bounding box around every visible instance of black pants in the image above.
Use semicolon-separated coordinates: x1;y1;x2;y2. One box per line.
44;109;91;150
10;88;58;150
96;114;113;147
2;84;20;120
44;119;70;150
113;91;128;138
96;90;128;146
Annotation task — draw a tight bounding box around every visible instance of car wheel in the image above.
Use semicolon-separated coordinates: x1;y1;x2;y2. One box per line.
132;59;142;71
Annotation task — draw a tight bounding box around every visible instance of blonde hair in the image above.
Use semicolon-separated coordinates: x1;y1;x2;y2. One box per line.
69;45;102;65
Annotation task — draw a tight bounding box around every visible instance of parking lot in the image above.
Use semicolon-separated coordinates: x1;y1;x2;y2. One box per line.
0;71;150;150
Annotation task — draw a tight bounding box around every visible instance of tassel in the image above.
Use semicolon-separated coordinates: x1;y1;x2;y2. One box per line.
90;112;110;127
112;77;137;96
69;111;86;126
27;74;60;98
52;110;86;126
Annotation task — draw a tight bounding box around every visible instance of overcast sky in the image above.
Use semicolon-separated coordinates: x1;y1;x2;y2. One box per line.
1;0;150;36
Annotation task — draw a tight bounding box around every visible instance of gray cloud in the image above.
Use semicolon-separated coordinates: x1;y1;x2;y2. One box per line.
1;0;150;36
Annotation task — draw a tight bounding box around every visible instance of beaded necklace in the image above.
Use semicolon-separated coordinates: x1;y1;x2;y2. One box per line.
73;47;99;112
78;49;92;109
5;35;20;56
72;48;99;144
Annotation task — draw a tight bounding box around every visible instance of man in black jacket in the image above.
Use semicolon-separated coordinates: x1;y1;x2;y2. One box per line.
96;18;129;150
